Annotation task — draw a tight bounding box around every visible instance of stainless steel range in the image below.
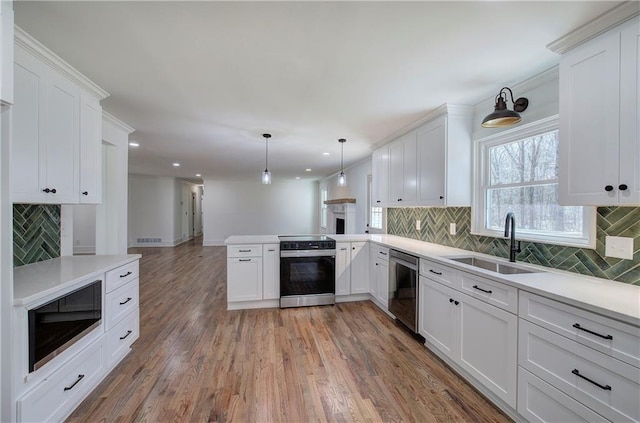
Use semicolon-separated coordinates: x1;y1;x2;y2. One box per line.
279;235;336;308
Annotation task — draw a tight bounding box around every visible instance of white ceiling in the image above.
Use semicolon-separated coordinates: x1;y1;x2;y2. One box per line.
14;1;621;183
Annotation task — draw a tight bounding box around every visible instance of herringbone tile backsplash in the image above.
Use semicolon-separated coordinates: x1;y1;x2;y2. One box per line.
388;206;640;285
13;204;61;267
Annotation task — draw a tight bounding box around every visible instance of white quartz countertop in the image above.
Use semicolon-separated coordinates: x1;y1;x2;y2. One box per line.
225;235;280;244
14;254;142;306
226;233;640;326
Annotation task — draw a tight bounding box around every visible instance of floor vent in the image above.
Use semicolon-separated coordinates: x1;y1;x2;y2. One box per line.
136;238;162;243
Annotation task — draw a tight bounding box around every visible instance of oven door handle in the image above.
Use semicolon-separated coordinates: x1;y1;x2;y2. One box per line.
280;250;336;258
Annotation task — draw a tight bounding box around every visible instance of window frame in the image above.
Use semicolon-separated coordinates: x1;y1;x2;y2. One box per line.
320;186;328;229
472;116;596;248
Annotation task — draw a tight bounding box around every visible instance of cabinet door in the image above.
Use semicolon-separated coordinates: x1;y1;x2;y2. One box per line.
388;139;404;205
335;243;351;296
458;293;517;407
350;242;369;294
417;118;446;206
12;46;47;203
419;276;457;357
227;258;262;302
79;92;102;204
376;259;389;308
559;28;621;205
262;244;279;300
372;146;389;207
1;2;14;105
46;71;80;204
618;17;640;205
402;132;417;205
369;244;379;299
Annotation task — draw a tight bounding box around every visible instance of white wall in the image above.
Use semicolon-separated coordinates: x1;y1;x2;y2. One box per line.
72;204;96;254
128;174;177;246
319;158;372;234
202;179;318;245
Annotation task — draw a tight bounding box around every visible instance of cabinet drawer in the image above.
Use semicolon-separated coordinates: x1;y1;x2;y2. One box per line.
518;367;608;423
105;260;139;293
420;259;459;288
227;244;262;258
105;280;139;330
17;338;106;423
520;291;640;368
376;246;389;261
460;273;517;313
107;309;139;368
519;319;640;422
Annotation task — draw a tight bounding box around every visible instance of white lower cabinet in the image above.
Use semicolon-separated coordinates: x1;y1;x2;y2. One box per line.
107;309;139;368
262;244;280;300
419;275;517;407
518;367;608;423
17;338;106;423
370;245;389;309
350;242;369;294
227;257;262;302
335;243;351;296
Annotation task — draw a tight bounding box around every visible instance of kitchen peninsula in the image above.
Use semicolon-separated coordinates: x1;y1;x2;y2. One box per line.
226;233;640;422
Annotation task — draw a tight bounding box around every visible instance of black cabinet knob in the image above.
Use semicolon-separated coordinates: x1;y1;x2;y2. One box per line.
51;188;56;194
376;200;381;203
605;185;614;192
42;188;50;193
439;196;444;199
397;198;402;202
82;191;88;195
619;184;628;191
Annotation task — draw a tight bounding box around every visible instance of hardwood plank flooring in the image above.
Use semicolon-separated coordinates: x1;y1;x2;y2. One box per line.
67;237;512;422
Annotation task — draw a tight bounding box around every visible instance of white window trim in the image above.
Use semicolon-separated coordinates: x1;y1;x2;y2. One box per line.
471;115;596;249
320;186;328;229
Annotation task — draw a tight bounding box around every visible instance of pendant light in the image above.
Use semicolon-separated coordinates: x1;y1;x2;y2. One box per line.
338;138;347;186
262;133;272;184
481;87;529;128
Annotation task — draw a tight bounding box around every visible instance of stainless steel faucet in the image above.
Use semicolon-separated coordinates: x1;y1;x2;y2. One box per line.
504;212;521;263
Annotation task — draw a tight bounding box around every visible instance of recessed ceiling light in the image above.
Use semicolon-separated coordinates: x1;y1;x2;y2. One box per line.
173;163;180;167
305;168;312;172
295;177;300;180
128;142;139;147
196;174;201;177
322;152;330;156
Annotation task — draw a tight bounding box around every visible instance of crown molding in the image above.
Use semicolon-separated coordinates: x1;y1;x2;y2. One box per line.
374;103;473;149
547;1;640;54
103;111;135;134
14;25;109;100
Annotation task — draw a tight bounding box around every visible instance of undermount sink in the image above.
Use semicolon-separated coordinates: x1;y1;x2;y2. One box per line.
449;256;541;275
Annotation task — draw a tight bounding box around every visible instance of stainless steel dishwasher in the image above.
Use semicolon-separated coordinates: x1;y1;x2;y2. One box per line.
389;249;419;333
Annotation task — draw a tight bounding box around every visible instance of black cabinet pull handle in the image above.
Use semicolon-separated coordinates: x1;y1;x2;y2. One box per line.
605;185;614;192
572;323;613;340
455;300;459;305
120;271;132;278
376;200;381;203
380;252;387;255
239;259;251;262
572;369;611;391
42;188;50;193
238;249;251;252
120;330;133;340
82;191;88;195
429;269;442;276
449;298;454;303
619;184;628;191
473;285;492;294
267;249;275;252
119;297;132;305
64;374;85;391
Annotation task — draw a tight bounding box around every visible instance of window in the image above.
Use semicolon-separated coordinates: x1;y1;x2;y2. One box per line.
473;117;594;248
320;187;328;228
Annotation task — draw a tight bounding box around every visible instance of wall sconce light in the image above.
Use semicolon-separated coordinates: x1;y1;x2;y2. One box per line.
338;138;347;186
262;133;272;184
481;87;529;128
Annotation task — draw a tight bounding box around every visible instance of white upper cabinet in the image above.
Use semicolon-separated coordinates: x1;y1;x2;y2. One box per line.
371;145;389;207
11;28;108;204
557;15;640;205
372;104;472;208
0;1;14;105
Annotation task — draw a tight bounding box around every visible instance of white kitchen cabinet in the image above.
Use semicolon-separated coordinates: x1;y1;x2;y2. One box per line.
79;92;102;204
419;267;517;408
227;257;263;302
11;29;108;204
262;244;279;300
350;242;369;294
416;108;473;207
388;131;417;206
0;0;14;105
370;245;389;309
372;145;390;206
335;242;351;296
558;16;640;206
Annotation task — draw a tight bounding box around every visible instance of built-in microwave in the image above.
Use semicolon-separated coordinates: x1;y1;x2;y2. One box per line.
28;280;102;372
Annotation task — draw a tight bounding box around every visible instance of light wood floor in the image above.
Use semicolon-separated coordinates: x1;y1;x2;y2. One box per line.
67;237;512;422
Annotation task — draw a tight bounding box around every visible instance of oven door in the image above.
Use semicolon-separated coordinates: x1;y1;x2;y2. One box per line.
280;250;336;308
